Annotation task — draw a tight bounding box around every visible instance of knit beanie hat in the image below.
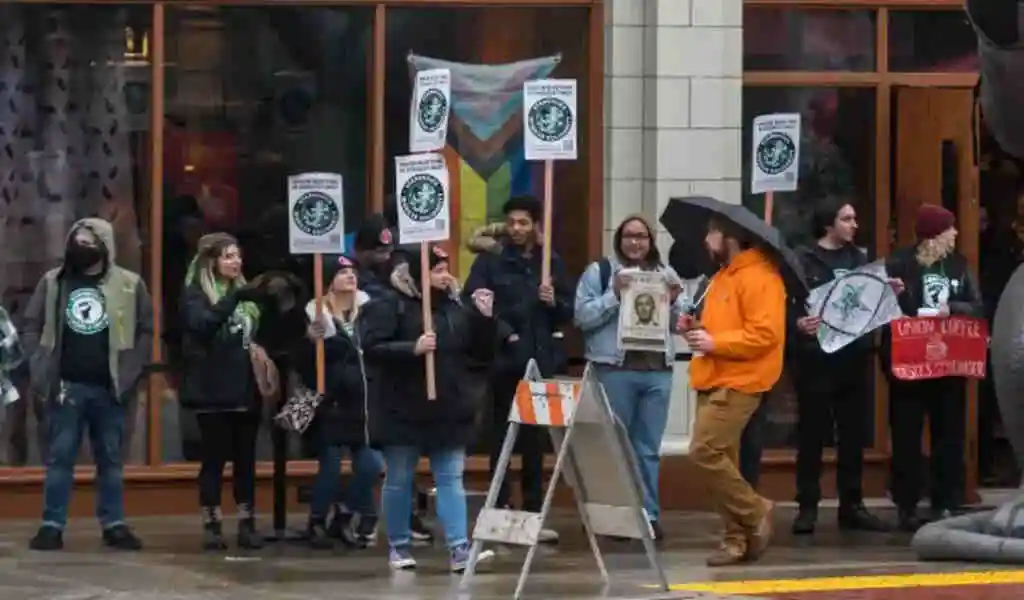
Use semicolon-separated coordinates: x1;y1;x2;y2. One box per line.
915;204;956;240
407;244;450;282
323;254;358;289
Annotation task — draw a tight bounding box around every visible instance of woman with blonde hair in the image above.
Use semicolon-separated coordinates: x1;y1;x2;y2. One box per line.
299;255;383;549
181;232;272;551
883;204;984;532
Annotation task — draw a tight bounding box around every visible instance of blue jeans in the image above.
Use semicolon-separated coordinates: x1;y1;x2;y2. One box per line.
383;446;466;548
42;382;126;530
596;367;673;521
310;445;383;519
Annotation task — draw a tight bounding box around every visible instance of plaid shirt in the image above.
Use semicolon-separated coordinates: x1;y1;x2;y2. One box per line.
0;306;24;405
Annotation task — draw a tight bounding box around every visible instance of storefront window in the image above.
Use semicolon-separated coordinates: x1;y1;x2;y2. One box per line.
385;6;591;454
888;11;978;72
160;6;371;462
384;6;592;281
0;4;153;466
742;86;876;448
744;8;876;71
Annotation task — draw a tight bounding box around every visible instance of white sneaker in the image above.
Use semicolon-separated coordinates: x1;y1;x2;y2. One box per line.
537;528;559;544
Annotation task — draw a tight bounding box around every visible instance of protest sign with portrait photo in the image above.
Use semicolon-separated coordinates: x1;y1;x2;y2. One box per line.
617;270;670;352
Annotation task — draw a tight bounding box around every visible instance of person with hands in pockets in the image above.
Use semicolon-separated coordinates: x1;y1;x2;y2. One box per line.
574;214;687;543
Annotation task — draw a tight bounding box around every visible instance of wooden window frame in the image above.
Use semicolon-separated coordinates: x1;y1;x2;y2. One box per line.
0;0;604;483
745;3;980;485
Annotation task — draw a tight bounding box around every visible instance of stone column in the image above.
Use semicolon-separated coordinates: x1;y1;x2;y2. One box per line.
603;0;744;454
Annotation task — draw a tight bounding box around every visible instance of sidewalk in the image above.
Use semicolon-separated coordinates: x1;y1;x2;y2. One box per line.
0;507;1011;600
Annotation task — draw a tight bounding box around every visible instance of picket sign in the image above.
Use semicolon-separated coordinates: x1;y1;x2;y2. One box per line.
460;360;669;599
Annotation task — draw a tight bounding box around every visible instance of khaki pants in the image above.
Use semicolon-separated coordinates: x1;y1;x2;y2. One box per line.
690;388;769;551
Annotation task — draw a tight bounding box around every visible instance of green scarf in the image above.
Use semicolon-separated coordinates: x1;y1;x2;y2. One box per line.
184;255;261;343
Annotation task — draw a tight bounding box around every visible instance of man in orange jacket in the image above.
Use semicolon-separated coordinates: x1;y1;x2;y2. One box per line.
681;215;786;567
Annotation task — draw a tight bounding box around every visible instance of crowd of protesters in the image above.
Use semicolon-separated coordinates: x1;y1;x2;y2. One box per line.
0;192;984;570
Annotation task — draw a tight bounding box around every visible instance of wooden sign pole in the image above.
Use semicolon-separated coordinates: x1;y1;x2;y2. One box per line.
420;243;437;400
764;191;775;226
313;253;325;394
541;160;554;285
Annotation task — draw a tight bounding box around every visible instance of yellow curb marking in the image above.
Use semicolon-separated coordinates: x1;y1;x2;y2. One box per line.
667;570;1024;594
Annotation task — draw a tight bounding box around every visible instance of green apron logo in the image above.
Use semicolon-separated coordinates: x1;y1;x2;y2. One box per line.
400;174;445;222
292;191;340;236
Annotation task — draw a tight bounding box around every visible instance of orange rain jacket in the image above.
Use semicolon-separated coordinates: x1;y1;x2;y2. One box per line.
689;248;787;394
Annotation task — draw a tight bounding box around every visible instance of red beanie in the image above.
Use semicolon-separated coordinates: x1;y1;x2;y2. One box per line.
915;204;955;240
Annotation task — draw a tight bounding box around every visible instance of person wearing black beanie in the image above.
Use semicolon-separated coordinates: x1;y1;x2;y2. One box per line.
360;243;500;572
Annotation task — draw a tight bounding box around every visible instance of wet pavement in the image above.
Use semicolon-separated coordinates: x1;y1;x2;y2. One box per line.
0;507;1022;599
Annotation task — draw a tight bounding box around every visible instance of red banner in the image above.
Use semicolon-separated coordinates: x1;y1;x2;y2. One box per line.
890;316;988;381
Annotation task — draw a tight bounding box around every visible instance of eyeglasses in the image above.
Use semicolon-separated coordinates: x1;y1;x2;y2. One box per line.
622;233;650;241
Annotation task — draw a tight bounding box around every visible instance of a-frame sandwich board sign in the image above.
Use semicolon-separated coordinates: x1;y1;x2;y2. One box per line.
460;359;669;599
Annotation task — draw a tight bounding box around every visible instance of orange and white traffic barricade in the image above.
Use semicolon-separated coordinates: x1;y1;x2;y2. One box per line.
461;360;669;599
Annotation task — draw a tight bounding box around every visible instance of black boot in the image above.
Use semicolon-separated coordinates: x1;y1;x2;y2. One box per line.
202;521;228;551
791;506;817;535
307;518;333;550
838;503;890;532
201;507;227;551
237;518;264;549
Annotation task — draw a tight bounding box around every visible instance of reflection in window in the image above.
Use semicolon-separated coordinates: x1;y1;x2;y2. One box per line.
888;11;978;72
0;4;152;466
744;8;876;71
160;6;371;462
742;86;876;448
385;7;591;454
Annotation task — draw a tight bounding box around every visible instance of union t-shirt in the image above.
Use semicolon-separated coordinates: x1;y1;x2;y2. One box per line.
60;275;112;387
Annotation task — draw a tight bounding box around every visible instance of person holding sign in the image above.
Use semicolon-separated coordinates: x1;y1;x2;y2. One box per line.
882;204;984;531
298;255;383;550
788;199;895;536
573;215;686;541
179;233;273;551
464;196;574;544
361;244;499;572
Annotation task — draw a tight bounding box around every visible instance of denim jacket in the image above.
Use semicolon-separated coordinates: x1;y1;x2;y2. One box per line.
573;257;689;368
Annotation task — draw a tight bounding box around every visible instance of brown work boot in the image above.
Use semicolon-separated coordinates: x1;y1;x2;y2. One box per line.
706;543;745;567
745;501;775;561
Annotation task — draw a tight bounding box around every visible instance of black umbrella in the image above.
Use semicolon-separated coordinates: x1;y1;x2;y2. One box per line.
659;196;809;297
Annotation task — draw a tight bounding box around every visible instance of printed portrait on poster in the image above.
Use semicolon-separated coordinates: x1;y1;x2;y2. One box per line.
617;270;670;352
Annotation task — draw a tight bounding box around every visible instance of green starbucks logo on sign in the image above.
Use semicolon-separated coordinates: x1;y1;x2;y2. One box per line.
756;132;796;176
418;89;448;133
528;97;573;142
292;191;340;236
66;288;109;335
400;174;445;222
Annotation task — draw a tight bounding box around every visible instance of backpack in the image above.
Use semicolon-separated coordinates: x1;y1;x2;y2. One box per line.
598;258;612;293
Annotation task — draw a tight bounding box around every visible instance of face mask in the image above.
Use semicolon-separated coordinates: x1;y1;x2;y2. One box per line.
65;242;103;271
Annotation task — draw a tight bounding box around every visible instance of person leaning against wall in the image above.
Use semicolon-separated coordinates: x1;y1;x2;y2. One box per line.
574;215;687;543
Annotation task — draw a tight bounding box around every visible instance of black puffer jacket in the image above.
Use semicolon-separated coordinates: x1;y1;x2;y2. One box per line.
180;286;258;411
361;264;498;450
296;293;372;448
